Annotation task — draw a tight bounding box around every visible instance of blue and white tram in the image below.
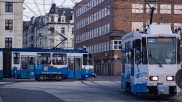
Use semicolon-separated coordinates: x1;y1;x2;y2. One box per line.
121;24;181;96
1;48;95;80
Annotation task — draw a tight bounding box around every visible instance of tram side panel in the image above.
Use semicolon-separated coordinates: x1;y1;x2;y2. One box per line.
9;49;95;80
3;48;12;78
34;53;68;80
11;52;37;79
67;53;95;79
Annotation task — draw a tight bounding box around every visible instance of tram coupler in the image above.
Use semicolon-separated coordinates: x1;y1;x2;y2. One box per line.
92;73;97;78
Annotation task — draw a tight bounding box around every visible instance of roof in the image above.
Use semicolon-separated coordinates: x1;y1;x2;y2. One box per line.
147;24;172;35
108;30;126;37
49;4;73;23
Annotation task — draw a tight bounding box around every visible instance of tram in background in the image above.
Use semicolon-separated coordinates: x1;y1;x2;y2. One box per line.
0;48;95;80
121;24;181;96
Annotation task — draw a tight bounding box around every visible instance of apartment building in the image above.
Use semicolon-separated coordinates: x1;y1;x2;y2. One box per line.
0;0;23;48
23;4;74;49
74;0;182;76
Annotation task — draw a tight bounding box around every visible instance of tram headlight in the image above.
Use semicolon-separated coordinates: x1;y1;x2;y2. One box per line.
149;76;159;81
166;76;174;81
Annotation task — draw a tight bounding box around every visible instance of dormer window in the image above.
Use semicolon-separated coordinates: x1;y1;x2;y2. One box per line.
58;16;61;22
61;16;65;23
51;16;54;22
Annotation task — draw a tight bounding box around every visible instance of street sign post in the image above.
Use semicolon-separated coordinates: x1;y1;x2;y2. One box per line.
114;59;118;64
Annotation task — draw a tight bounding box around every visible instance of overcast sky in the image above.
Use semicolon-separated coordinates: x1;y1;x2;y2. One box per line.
23;0;81;21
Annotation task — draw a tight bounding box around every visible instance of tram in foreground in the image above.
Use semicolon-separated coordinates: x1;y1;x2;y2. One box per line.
121;24;181;96
0;48;95;80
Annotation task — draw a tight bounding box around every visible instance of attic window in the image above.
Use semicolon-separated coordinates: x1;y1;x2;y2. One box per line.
70;16;72;20
51;16;54;22
61;16;65;23
58;16;61;22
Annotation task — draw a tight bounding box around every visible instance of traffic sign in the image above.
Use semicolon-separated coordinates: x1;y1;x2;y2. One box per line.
176;69;182;89
114;59;118;63
114;55;118;59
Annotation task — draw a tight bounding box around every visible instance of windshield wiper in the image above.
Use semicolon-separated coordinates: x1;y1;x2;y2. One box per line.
148;49;163;67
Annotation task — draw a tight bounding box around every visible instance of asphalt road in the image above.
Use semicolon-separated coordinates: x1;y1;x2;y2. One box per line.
0;76;181;102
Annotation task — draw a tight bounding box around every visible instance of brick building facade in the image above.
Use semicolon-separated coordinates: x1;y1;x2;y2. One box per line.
74;0;182;76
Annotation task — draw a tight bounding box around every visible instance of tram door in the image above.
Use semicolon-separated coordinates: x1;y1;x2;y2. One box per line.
68;57;82;79
21;56;35;78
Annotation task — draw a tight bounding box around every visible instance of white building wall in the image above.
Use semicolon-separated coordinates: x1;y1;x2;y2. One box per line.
45;23;74;49
0;0;23;48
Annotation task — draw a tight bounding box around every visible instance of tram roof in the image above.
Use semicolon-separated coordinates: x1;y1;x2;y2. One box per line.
146;24;172;35
122;24;180;41
0;48;90;53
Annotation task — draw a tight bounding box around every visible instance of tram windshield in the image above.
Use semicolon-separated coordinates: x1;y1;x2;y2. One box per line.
147;37;177;64
83;54;93;65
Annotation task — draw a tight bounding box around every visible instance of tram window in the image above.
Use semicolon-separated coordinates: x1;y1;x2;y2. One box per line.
13;53;20;64
83;54;93;65
68;57;74;70
135;39;141;64
142;37;147;64
37;53;51;65
52;54;67;65
29;57;35;64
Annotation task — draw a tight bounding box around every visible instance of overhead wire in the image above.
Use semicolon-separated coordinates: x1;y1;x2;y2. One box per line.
33;0;42;15
24;3;38;16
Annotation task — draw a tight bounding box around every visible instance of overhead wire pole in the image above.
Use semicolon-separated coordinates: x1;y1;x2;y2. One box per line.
24;3;38;17
33;0;42;15
23;14;31;18
71;0;76;5
145;0;157;24
43;0;46;14
51;0;54;4
61;0;67;6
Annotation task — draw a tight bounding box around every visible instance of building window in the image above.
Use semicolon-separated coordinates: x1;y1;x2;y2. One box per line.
146;4;157;13
174;23;182;32
132;22;143;31
5;37;12;48
114;40;122;50
61;27;65;34
5;20;13;30
174;5;182;14
160;4;171;14
5;2;13;12
61;16;65;23
160;22;171;26
58;16;61;22
110;40;121;50
132;4;144;13
72;28;74;34
51;16;54;22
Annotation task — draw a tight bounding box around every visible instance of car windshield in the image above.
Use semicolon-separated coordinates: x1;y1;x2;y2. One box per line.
147;37;177;64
